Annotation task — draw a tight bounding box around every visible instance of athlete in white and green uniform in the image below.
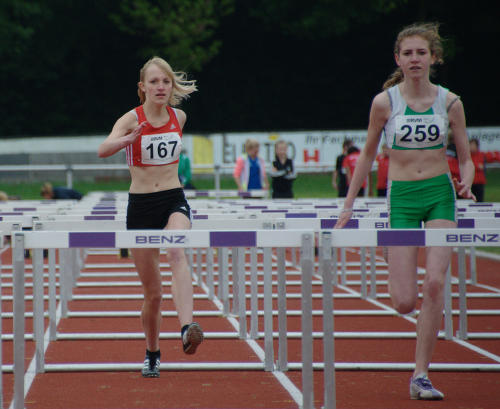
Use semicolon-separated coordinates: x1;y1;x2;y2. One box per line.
335;23;476;401
384;84;457;228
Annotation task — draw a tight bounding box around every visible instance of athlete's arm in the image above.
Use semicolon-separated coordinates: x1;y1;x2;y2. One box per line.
98;112;146;158
335;92;389;228
448;94;475;200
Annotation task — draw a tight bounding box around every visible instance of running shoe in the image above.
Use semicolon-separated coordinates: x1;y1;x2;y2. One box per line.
410;374;444;400
182;322;204;355
141;354;160;378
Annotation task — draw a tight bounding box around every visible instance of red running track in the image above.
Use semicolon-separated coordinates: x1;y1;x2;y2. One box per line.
1;246;499;409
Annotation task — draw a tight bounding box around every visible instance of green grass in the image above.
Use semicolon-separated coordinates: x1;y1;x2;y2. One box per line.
2;168;500;201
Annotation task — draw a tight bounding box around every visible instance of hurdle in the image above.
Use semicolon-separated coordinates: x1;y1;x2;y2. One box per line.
7;227;500;409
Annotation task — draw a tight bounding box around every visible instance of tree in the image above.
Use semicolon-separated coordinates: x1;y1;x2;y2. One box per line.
110;0;234;72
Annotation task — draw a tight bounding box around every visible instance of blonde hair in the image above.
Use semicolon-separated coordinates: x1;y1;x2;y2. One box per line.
138;56;197;106
274;139;287;152
0;191;8;201
245;138;260;153
40;182;53;197
383;22;444;90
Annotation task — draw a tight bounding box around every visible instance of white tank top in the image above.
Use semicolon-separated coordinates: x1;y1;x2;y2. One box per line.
383;85;450;150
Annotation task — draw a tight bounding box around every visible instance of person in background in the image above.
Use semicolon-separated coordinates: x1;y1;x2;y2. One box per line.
342;145;367;197
233;138;269;192
97;56;203;378
446;131;460;182
178;149;195;189
375;143;390;197
469;138;500;202
332;139;352;197
40;182;83;200
0;191;8;201
335;23;475;400
270;139;296;198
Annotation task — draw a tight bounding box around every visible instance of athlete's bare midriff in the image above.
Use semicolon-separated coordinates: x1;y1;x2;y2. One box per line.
388;147;450;181
129;165;181;193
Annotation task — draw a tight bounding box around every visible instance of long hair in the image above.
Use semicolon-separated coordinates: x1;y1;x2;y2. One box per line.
383;22;444;90
137;56;197;106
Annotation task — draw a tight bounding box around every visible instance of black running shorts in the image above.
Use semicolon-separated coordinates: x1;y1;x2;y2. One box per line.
126;188;191;230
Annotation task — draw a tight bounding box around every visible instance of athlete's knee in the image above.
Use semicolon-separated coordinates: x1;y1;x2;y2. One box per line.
167;248;187;266
393;298;416;315
423;276;445;303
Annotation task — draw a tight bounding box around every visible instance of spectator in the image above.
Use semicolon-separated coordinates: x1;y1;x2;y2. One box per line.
40;182;83;200
178;149;195;189
446;131;460;181
332;139;352;197
0;191;8;201
270;139;296;198
375;143;390;197
233;138;269;192
469;138;500;202
342;146;366;197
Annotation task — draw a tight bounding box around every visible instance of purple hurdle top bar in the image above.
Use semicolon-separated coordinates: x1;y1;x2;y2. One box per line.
262;209;288;213
84;216;116;221
209;231;257;247
286;213;317;218
0;212;23;216
195;191;209;197
314;205;339;209
91;210;118;215
69;232;116;248
457;219;474;228
13;207;37;211
193;215;209;220
321;219;359;229
377;230;425;246
244;206;267;209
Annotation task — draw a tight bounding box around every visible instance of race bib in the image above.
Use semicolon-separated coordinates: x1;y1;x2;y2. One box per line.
393;114;446;149
141;132;182;165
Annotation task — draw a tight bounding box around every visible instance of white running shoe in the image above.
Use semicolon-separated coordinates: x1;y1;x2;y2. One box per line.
410;374;444;400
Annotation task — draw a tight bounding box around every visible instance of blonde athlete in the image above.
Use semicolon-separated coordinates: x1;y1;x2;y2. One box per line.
335;23;475;400
98;57;203;378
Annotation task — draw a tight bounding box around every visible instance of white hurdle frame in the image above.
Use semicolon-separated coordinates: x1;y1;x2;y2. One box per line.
7;227;500;409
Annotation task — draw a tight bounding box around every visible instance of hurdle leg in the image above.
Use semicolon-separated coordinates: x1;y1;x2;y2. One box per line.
301;233;314;409
332;247;338;286
340;247;347;285
249;247;259;339
469;246;477;285
321;232;336;409
457;247;468;340
231;247;240;316
263;247;274;371
59;248;70;318
206;248;215;300
444;265;453;340
219;248;230;315
32;245;45;373
48;248;57;341
277;247;288;371
360;247;367;299
369;247;377;299
13;233;26;409
237;248;247;338
196;248;203;287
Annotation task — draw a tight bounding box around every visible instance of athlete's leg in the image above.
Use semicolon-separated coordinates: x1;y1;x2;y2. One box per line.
131;247;162;351
388;246;419;314
414;218;455;377
165;212;193;327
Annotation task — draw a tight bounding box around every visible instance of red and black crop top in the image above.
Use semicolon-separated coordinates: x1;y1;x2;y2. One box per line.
125;105;183;167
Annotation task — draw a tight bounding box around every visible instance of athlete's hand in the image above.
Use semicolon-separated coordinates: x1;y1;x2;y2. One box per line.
334;208;353;229
124;121;148;145
453;178;476;201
